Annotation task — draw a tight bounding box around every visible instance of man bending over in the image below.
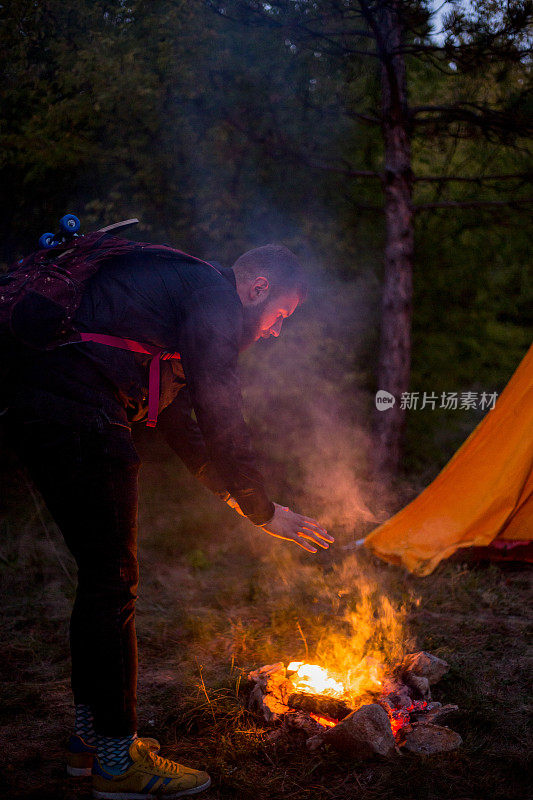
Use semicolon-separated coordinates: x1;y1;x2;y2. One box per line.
7;242;333;798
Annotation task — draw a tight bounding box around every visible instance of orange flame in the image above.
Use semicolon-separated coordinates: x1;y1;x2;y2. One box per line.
287;662;345;697
287;657;384;707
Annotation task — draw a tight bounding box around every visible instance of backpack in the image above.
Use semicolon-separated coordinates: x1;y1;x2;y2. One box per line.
0;219;221;426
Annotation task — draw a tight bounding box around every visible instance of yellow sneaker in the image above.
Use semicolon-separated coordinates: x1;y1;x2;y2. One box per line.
92;737;211;799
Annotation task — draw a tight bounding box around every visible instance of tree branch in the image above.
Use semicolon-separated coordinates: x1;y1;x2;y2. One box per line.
410;101;533;139
414;172;531;183
208;0;380;58
227;110;383;185
414;198;533;210
411;103;521;116
342;108;382;125
302;157;381;180
399;43;532;58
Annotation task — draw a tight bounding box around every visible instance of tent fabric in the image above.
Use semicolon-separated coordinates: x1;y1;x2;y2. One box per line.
364;344;533;576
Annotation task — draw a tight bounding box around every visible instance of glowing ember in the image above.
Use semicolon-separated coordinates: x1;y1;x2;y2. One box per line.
388;701;428;736
309;713;338;728
287;662;346;698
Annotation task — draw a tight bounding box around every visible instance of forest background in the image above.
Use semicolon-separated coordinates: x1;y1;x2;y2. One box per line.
0;4;531;798
1;0;531;492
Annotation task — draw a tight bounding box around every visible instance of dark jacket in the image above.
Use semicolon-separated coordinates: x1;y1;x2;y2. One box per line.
9;250;275;525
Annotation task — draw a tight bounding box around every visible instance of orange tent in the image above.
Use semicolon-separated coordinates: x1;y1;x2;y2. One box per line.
364;344;533;576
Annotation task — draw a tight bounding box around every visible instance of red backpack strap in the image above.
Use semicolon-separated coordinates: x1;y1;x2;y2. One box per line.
78;333;180;427
70;241;222;425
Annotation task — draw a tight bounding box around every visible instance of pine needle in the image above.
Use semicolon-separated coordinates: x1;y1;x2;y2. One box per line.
296;619;309;660
195;657;216;724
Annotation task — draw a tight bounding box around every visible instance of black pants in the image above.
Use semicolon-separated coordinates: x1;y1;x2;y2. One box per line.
10;412;140;736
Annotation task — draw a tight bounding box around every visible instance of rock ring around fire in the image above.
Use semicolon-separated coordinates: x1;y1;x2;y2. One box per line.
246;652;462;760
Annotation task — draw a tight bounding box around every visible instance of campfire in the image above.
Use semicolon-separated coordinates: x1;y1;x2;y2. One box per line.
247;651;461;758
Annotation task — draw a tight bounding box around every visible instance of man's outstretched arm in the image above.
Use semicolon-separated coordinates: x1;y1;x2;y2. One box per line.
158;388;333;551
173;284;333;549
157;387;231;501
176;285;274;524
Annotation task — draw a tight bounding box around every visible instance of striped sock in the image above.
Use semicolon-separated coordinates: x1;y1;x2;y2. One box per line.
74;704;97;747
96;733;137;775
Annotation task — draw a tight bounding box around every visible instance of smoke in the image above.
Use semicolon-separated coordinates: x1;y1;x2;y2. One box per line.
141;6;419;691
251;544;414;702
232;242;416;687
159;0;396;543
292;391;380;535
240;253;396;543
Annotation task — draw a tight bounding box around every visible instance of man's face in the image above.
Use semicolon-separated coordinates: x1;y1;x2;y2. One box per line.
257;291;300;339
240;286;300;348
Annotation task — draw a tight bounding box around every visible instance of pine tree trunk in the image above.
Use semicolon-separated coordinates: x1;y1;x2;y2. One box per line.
372;0;414;476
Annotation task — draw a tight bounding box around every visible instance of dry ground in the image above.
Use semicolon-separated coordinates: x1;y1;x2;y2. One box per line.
1;445;531;800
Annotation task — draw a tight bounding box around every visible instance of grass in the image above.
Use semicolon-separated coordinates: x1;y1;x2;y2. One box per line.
0;441;531;800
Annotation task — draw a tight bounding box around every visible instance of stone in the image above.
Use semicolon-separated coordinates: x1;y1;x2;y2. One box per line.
381;684;414;709
306;733;324;752
403;673;431;701
411;704;459;725
317;703;396;760
283;710;326;738
401;722;462;754
402;652;449;685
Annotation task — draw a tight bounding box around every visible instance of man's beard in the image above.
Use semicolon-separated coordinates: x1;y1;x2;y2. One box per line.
240;299;268;350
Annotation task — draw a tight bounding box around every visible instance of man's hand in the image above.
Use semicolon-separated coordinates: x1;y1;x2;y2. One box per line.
259;503;334;553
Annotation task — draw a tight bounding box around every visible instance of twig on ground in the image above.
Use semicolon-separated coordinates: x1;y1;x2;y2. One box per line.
195;657;216;724
296;619;309;661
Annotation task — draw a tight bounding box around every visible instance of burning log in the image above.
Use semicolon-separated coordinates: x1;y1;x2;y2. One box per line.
247;663;294;723
248;662;286;686
249;683;290;723
247;662;295;702
287;692;353;722
383;700;428;737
